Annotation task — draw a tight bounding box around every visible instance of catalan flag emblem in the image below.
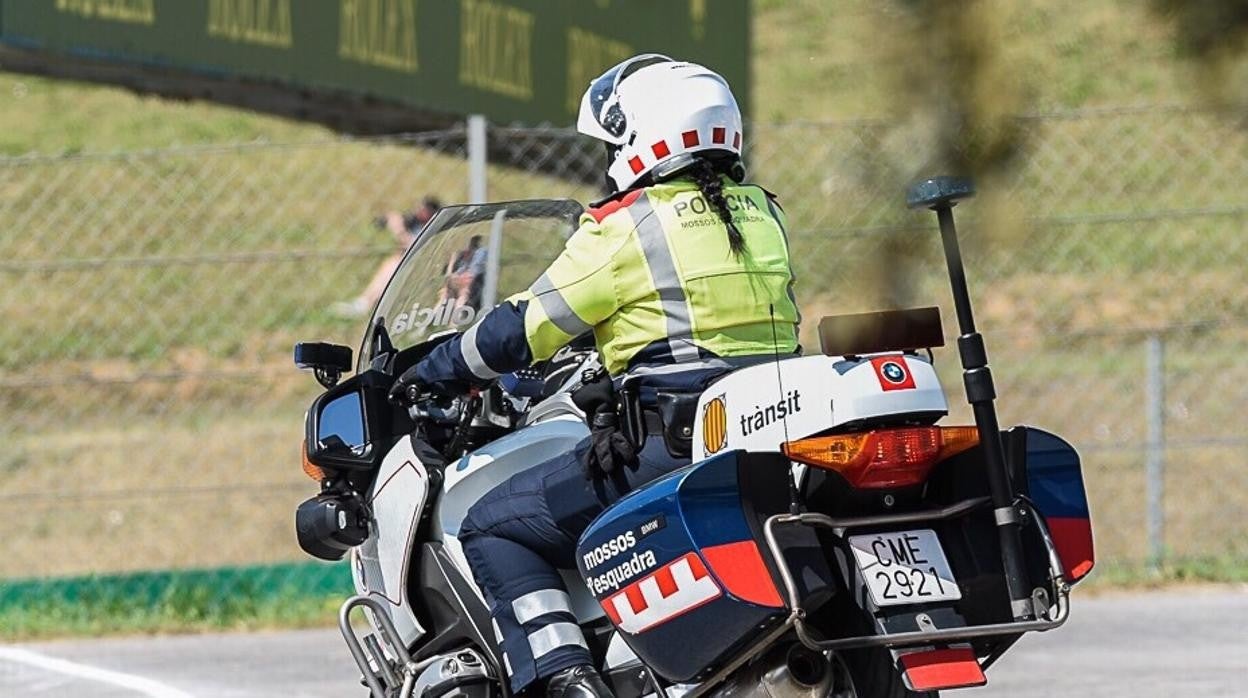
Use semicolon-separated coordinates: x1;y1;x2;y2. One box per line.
702;395;728;456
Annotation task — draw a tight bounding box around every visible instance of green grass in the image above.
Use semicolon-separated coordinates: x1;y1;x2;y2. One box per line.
0;588;343;642
1083;557;1248;590
0;75;322;156
0;563;350;641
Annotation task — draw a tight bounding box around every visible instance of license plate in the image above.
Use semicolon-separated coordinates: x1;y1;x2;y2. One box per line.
848;529;962;607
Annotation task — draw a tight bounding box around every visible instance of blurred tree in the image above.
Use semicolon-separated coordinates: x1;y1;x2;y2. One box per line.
1148;0;1248;102
846;0;1038;309
887;0;1034;176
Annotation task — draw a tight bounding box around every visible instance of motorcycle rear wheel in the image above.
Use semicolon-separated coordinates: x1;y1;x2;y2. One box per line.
833;648;936;698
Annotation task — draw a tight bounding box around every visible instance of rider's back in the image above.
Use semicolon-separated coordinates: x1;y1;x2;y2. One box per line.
529;176;800;376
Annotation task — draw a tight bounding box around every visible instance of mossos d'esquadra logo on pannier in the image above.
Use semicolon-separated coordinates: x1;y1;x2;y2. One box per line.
702;394;728;456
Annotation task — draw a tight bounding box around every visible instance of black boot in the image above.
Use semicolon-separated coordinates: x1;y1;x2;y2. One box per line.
546;664;614;698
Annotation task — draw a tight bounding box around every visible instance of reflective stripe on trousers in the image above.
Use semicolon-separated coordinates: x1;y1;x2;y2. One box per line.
458;435;688;692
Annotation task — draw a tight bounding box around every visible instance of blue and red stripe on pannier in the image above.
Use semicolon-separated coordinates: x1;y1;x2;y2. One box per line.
1023;429;1095;582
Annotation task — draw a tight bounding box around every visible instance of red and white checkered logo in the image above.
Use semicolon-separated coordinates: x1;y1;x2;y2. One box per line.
601;552;722;635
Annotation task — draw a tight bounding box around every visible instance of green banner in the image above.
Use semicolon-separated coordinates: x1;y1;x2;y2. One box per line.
0;0;750;125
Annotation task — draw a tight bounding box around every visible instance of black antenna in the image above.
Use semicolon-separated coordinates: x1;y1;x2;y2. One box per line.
909;176;1033;620
769;304;801;514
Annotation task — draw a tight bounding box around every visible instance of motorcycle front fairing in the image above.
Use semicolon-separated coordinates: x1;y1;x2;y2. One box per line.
300;199;594;687
350;434;436;646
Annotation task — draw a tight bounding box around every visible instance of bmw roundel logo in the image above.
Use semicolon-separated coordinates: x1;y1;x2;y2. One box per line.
881;361;907;384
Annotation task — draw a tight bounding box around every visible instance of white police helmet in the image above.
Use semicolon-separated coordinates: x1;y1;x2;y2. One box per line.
577;54;744;192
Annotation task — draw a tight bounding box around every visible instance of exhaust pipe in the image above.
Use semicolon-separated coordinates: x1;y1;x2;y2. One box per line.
713;644;833;698
783;646;829;689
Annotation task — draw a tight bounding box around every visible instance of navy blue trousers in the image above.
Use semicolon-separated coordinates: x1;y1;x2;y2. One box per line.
459;436;686;693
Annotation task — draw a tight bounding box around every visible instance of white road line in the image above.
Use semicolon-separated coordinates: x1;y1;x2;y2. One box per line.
0;647;195;698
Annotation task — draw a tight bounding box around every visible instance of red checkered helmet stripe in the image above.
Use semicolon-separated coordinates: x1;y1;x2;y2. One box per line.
616;127;742;185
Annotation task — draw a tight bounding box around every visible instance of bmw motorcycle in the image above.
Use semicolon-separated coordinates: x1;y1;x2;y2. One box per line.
293;180;1095;697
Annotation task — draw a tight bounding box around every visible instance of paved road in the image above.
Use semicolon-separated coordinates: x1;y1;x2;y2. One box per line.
2;589;1244;697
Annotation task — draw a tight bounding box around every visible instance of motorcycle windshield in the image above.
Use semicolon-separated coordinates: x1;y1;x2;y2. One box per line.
362;199;584;369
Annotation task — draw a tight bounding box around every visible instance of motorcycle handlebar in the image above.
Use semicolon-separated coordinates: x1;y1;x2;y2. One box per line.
405;386;481;424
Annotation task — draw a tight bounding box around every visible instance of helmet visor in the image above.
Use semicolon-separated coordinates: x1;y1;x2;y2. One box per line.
580;54;673;142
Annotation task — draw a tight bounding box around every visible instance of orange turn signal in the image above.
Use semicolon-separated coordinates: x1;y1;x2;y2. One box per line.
782;426;980;489
301;440;328;482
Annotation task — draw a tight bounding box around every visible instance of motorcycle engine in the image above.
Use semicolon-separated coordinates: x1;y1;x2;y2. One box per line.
410;648;494;698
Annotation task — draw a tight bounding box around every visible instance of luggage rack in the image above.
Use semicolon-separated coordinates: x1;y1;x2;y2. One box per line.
761;496;1071;652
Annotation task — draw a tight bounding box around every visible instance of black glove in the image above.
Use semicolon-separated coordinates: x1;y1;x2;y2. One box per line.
571;369;613;414
585;408;638;479
573;371;638;479
388;364;426;406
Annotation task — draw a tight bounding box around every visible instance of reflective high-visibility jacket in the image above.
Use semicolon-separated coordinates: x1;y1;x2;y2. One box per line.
414;177;799;388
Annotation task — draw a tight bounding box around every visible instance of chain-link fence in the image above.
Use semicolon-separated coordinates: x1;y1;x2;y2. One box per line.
2;106;1246;633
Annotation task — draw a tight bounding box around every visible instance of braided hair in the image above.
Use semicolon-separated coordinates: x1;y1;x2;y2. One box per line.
688;158;747;256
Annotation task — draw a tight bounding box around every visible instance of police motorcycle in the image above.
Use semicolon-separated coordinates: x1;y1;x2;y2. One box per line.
293;180;1095;698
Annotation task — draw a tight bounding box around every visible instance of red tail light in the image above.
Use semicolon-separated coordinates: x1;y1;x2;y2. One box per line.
898;647;986;691
782;426;979;489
